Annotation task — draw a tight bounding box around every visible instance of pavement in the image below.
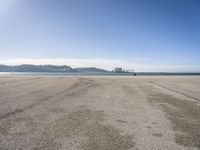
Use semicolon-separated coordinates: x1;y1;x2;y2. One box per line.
0;76;200;150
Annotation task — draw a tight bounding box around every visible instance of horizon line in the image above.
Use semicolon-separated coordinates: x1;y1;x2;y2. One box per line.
0;58;200;72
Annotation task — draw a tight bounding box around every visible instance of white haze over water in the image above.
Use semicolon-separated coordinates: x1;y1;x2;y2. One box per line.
0;58;200;72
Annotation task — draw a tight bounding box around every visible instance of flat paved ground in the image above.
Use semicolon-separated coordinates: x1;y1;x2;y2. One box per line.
0;76;200;150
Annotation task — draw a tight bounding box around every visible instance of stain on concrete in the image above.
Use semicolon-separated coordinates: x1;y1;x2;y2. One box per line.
116;119;128;124
152;132;163;137
49;107;65;113
149;94;200;148
37;108;135;150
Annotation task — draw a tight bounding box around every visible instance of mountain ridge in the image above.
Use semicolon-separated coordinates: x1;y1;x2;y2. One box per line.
0;64;108;72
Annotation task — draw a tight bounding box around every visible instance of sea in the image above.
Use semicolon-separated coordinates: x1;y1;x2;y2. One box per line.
0;72;200;76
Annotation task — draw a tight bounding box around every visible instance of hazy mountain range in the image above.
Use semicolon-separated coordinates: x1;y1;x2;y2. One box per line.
0;65;108;73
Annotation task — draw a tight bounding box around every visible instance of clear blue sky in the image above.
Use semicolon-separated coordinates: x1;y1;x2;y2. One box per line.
0;0;200;71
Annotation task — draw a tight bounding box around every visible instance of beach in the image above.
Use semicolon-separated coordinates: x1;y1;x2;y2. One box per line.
0;76;200;150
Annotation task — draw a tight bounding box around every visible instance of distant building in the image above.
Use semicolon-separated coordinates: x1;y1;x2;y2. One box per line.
114;67;124;73
113;67;136;76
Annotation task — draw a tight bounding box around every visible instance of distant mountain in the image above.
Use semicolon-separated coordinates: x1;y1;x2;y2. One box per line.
0;65;108;73
0;64;72;72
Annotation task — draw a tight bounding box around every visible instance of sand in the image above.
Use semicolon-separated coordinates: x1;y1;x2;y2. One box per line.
0;76;200;150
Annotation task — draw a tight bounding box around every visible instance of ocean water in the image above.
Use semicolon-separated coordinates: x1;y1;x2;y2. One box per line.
0;72;134;76
0;72;200;76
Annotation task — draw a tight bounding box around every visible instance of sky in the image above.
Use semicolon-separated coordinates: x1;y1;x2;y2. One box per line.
0;0;200;72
